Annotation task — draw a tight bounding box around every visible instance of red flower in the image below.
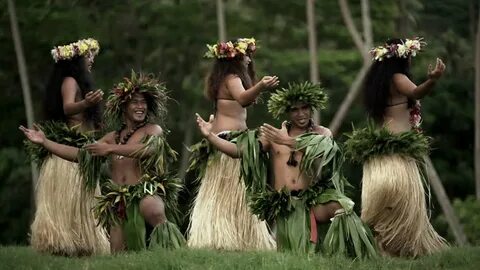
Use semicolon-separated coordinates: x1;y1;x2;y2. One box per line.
115;200;126;220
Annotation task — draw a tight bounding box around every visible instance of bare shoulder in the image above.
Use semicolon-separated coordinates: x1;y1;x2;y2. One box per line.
225;74;242;85
313;125;332;137
225;74;240;81
143;123;163;136
391;73;417;97
61;77;78;90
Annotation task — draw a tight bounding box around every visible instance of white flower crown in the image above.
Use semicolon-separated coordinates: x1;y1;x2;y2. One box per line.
370;38;425;62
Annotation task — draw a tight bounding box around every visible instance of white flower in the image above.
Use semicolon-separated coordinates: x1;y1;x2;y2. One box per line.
396;44;408;57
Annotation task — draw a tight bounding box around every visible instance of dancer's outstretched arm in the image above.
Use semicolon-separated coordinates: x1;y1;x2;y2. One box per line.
83;125;163;158
226;75;279;107
392;58;446;99
19;124;79;162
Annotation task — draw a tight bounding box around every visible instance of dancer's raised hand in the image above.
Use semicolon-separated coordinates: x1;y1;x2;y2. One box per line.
19;124;46;145
428;58;446;81
260;121;290;145
85;89;104;106
196;113;214;137
260;76;280;89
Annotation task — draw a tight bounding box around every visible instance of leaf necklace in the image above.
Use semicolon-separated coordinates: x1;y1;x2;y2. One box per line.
286;119;314;167
114;121;147;159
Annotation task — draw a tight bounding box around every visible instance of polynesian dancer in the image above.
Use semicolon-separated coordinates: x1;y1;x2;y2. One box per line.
22;71;185;253
344;37;448;257
187;38;278;250
27;38;109;256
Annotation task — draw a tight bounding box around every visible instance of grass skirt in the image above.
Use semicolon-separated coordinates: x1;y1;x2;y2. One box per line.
187;153;276;250
30;155;109;256
361;154;447;257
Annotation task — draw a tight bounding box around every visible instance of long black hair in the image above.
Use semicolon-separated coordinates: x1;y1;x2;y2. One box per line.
44;56;102;128
363;38;414;122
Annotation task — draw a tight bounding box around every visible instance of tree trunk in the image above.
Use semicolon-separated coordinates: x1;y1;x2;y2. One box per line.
424;157;469;245
475;4;480;200
361;0;373;49
329;0;372;135
8;0;38;214
216;0;227;41
306;0;320;123
328;62;370;135
396;0;408;36
338;0;369;61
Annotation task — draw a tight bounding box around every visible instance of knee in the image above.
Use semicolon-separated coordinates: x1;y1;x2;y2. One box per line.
139;196;167;226
144;208;166;226
314;202;343;223
328;202;343;216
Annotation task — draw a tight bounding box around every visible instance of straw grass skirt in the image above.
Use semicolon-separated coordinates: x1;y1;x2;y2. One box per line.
30;155;109;256
361;154;447;257
187;152;275;250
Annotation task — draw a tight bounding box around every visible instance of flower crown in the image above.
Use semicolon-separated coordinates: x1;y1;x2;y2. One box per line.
104;71;169;127
204;38;256;59
51;38;100;62
370;37;425;62
267;81;328;119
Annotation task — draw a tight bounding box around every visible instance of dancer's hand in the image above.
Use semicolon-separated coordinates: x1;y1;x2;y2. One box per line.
85;89;104;106
260;76;280;89
427;58;446;81
196;113;214;137
84;142;111;156
260;121;292;146
19;124;46;145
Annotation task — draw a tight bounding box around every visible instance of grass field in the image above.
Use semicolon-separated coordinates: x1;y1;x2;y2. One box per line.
1;245;479;270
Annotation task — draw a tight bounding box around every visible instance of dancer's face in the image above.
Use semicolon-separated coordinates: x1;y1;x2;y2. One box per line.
242;55;251;67
84;54;94;72
288;102;312;129
124;93;148;123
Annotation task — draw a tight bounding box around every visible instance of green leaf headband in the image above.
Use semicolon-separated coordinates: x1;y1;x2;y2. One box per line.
104;71;169;127
267;81;328;119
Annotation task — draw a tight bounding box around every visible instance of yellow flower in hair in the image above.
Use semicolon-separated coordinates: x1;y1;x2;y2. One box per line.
79;42;89;54
51;38;100;62
236;41;248;54
204;37;257;59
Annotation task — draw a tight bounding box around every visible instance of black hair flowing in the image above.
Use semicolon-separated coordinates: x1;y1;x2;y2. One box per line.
363;38;414;122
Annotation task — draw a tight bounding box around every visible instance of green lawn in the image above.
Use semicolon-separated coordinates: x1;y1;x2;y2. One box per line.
1;246;479;270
